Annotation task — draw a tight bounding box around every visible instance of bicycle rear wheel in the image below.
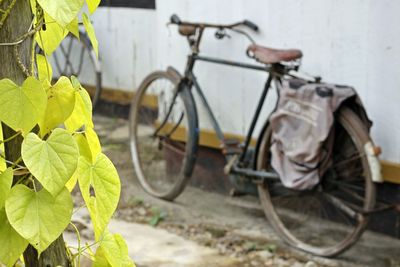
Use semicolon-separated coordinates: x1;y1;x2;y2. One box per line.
129;71;198;200
256;107;376;257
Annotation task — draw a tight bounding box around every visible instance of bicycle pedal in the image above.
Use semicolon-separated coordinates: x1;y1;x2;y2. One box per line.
221;138;242;155
224;154;238;175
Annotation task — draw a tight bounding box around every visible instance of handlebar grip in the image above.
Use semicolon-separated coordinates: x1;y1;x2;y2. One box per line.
243;20;259;32
170;14;182;25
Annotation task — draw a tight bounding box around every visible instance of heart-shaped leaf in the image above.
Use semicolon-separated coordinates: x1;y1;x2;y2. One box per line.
37;0;84;27
39;76;75;136
22;128;79;196
5;185;72;254
0;208;29;267
0;168;13;209
0;77;47;135
78;153;120;238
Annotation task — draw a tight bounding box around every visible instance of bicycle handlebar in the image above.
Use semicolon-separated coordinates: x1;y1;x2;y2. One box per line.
243;20;259;32
169;14;259;32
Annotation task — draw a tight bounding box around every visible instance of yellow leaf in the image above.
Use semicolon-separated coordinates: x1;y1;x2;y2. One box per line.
65;171;78;192
86;127;101;162
0;127;5;172
39;77;75;136
83;13;98;57
74;133;93;162
36;54;53;82
65;83;93;133
36;13;68;55
86;0;101;14
67;17;80;39
37;0;84;27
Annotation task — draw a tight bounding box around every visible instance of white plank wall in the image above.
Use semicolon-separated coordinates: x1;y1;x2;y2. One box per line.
91;0;400;163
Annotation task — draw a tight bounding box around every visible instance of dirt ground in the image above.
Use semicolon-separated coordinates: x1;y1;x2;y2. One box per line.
87;115;400;267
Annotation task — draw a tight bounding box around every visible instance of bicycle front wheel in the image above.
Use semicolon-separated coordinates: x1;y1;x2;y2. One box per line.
256;107;376;257
129;71;198;200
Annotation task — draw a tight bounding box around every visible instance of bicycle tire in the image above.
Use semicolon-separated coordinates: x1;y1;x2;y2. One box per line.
35;32;102;108
129;70;198;201
256;106;376;257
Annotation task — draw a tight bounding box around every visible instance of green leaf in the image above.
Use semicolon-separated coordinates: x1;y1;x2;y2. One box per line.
93;246;112;267
0;77;47;135
36;13;68;55
0;208;29;267
22;128;79;196
78;154;120;238
101;231;135;267
83;13;99;57
0;168;13;209
5;185;73;254
36;54;53;81
86;0;101;14
39;76;75;136
37;0;84;27
65;84;93;132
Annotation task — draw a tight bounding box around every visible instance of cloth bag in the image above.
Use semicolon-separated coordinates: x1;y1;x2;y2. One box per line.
269;79;357;190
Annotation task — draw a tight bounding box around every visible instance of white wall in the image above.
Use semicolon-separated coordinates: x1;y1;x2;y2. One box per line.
92;0;400;163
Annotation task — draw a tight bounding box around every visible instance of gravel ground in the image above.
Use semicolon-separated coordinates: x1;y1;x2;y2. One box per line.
91;114;400;267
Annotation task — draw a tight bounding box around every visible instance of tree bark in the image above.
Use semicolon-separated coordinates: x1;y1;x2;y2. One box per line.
0;0;71;266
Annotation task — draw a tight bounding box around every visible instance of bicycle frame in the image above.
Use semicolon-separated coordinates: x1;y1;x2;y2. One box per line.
159;20;302;181
176;53;284;181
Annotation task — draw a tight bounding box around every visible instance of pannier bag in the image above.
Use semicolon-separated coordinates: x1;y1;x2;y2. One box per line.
269;79;369;190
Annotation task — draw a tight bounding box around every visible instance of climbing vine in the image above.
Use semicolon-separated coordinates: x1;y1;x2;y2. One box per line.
0;0;134;266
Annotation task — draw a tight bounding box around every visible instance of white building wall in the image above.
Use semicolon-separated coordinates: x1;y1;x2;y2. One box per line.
91;0;400;163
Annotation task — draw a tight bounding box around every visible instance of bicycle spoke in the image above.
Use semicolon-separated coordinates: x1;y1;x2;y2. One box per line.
331;152;364;169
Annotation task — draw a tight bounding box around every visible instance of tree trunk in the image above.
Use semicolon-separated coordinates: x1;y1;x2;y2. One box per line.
0;0;71;266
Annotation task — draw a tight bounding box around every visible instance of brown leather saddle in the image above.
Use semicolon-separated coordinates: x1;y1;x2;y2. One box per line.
248;44;302;64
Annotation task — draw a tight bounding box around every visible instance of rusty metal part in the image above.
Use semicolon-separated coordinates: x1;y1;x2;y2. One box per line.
221;138;242;155
373;146;382;156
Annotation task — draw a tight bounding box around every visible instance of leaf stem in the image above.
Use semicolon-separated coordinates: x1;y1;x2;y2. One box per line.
0;130;21;145
69;222;82;267
31;177;37;192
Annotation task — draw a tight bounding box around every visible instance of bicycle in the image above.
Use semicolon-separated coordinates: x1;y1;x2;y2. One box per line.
35;30;102;107
129;14;383;257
